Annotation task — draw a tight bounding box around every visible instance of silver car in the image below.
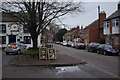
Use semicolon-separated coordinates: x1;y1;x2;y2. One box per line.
4;43;28;55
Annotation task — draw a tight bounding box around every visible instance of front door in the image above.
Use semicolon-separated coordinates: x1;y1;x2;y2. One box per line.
9;35;16;43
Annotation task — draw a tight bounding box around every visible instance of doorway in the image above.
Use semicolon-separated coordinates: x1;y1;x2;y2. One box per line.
9;35;16;43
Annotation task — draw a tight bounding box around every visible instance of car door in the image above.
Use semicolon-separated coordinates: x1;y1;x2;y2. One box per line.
100;45;105;54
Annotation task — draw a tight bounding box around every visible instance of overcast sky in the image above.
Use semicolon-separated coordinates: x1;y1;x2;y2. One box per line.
59;2;118;29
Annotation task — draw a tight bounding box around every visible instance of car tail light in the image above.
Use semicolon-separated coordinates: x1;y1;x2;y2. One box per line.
11;43;13;44
92;46;94;48
5;46;7;48
13;46;17;49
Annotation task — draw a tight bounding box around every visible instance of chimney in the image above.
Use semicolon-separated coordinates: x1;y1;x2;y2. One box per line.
118;1;120;10
118;2;120;17
99;11;106;26
81;25;83;30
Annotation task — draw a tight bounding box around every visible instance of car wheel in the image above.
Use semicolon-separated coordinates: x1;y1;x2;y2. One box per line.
97;50;100;54
17;50;21;55
6;52;9;55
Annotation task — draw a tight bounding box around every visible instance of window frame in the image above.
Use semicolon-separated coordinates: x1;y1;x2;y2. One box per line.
0;36;6;44
106;37;109;44
0;24;6;33
112;19;119;27
24;36;31;44
114;36;119;45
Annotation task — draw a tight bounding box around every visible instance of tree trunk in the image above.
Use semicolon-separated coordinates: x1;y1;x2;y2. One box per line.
31;34;38;49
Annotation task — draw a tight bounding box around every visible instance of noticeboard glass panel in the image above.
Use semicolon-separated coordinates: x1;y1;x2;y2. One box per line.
48;48;56;59
39;47;47;59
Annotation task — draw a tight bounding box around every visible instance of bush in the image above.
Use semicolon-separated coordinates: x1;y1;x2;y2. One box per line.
99;38;105;44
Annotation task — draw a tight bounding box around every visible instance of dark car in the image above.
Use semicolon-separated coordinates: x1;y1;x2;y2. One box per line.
76;43;85;49
97;44;119;56
87;42;100;52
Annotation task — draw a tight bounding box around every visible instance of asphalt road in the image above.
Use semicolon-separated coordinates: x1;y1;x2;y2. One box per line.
2;44;119;79
54;44;119;78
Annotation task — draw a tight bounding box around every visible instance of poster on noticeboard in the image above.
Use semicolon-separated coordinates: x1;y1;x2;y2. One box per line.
48;48;56;59
39;47;47;59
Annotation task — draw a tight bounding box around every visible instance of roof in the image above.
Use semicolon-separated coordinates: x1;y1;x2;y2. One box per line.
104;10;119;21
0;12;28;22
84;19;98;29
64;29;77;36
0;12;19;22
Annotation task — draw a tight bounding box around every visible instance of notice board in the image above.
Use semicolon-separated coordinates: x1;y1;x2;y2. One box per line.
39;47;47;59
48;48;56;59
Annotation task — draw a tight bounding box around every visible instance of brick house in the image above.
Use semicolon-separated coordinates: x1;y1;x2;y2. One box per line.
103;3;120;50
84;11;106;46
63;26;80;42
42;29;53;43
78;25;84;42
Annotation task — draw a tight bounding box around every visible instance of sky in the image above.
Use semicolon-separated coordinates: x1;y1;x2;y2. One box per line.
0;0;119;30
59;2;118;30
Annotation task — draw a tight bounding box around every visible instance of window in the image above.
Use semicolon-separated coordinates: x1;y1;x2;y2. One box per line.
0;24;6;33
106;37;109;44
106;21;110;28
112;19;119;27
24;36;31;44
114;36;119;45
23;27;29;33
0;36;6;44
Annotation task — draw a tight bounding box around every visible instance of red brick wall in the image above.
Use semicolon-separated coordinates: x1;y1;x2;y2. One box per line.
110;20;112;34
84;28;89;46
89;21;99;43
63;27;80;42
100;13;106;38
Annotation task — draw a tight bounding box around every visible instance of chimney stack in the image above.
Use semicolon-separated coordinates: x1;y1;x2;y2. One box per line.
99;11;106;26
118;1;120;10
81;25;83;30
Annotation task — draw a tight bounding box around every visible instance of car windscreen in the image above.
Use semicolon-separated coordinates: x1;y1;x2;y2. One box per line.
78;43;84;45
90;43;100;46
104;45;113;48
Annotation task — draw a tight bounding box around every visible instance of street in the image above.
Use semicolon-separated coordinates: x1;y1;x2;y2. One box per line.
2;44;119;79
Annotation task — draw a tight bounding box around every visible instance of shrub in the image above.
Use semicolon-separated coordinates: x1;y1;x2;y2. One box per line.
99;38;105;44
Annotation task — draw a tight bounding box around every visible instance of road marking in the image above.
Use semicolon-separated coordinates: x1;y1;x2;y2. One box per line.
87;64;120;79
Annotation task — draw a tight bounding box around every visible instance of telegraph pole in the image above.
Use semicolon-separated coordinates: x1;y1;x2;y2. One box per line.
98;5;100;41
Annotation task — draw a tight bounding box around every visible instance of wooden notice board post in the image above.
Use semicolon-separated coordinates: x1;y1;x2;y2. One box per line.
39;47;47;59
48;48;56;59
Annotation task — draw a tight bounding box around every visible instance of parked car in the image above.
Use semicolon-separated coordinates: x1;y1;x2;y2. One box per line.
56;41;61;44
76;43;85;49
67;41;72;47
63;41;67;46
87;42;100;52
71;42;76;48
97;44;119;56
60;42;63;45
4;43;28;55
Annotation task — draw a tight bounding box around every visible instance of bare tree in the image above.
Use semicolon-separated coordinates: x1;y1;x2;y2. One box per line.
1;0;83;49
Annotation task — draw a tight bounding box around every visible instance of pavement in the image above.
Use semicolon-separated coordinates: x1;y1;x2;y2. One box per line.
11;52;86;66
